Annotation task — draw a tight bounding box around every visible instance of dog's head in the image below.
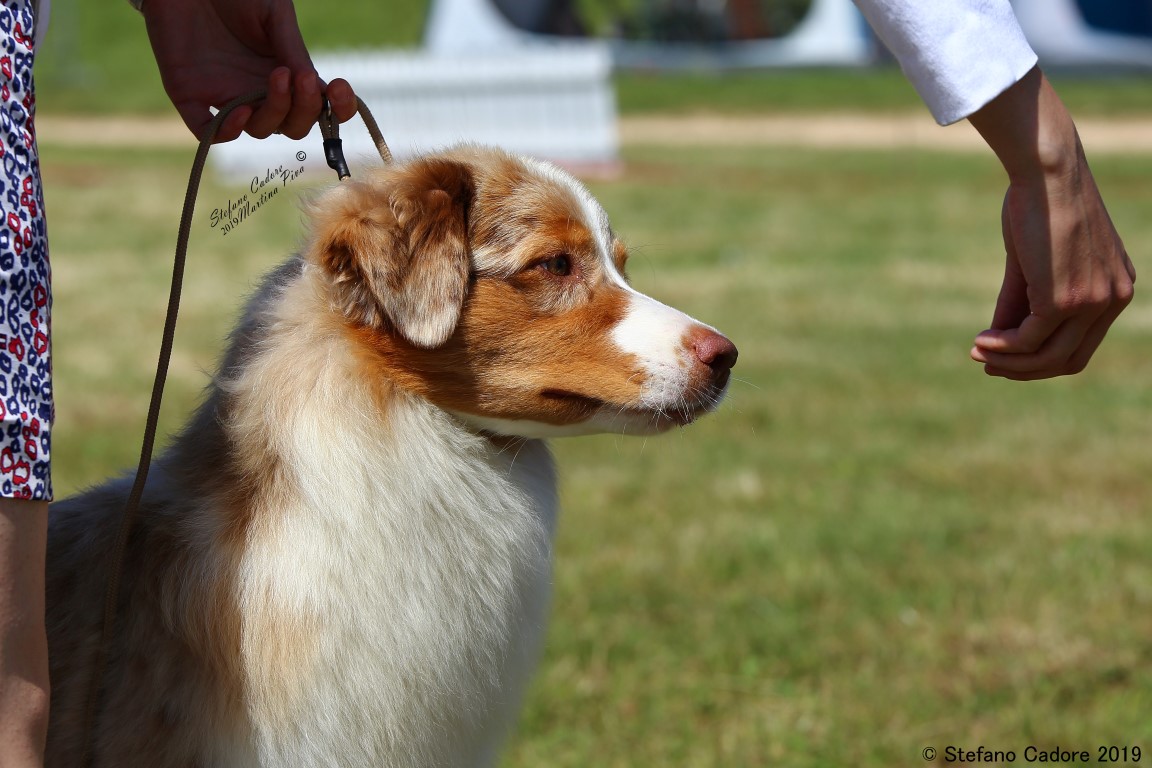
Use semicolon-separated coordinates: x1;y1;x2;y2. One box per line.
305;146;736;438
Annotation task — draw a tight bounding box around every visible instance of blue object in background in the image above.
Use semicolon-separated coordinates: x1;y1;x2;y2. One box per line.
1076;0;1152;36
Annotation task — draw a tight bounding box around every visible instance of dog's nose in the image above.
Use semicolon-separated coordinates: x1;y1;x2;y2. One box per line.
692;329;738;387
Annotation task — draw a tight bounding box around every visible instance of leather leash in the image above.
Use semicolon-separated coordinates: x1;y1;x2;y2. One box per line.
78;90;392;767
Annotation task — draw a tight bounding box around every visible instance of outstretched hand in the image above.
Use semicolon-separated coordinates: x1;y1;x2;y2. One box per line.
142;0;358;142
967;67;1135;380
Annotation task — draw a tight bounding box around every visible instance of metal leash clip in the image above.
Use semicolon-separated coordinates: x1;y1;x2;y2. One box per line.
319;97;352;181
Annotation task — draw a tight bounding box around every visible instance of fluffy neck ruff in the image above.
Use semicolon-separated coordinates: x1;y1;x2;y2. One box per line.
190;260;557;767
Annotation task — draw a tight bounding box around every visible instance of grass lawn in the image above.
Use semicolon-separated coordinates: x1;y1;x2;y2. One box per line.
40;131;1152;764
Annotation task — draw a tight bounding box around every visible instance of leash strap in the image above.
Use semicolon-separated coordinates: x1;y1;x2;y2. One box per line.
319;95;395;178
79;90;392;767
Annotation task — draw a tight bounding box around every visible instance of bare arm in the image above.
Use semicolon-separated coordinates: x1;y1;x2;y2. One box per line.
967;66;1135;379
0;500;49;768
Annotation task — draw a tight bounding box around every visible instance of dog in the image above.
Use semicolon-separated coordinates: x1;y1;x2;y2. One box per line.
44;146;737;767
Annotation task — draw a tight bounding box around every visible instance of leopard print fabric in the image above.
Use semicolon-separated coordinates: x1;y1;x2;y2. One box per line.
0;0;50;500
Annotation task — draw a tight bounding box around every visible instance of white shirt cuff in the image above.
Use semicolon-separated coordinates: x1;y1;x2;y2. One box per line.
855;0;1039;125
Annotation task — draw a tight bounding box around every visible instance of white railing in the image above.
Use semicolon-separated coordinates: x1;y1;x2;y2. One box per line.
210;45;619;184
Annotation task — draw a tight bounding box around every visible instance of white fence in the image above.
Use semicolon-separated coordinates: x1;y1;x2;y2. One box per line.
210;46;619;183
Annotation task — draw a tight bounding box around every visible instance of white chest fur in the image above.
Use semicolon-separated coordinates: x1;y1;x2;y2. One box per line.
225;311;557;767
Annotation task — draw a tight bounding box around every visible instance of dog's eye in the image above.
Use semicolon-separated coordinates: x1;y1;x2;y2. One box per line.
539;254;572;277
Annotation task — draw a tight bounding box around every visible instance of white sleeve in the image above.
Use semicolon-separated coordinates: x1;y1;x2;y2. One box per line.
853;0;1039;125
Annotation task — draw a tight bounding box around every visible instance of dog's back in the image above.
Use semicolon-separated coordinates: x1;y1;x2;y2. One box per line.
47;476;259;766
47;262;298;765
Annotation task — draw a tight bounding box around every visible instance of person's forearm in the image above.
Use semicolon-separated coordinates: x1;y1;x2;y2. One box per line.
966;66;1082;184
963;66;1134;379
0;500;50;768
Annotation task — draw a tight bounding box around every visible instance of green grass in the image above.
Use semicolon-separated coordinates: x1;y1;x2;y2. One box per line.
39;131;1152;764
510;147;1152;766
615;69;1152;116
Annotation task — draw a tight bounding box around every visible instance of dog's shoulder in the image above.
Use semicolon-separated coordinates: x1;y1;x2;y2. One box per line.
218;255;306;380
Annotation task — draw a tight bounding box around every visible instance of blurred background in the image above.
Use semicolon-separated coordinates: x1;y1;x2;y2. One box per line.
32;0;1152;113
35;0;1152;765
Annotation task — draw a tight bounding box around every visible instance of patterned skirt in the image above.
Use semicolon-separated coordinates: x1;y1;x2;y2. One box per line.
0;0;50;500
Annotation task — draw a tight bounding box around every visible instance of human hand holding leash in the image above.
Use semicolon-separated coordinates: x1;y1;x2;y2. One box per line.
968;67;1135;380
142;0;358;142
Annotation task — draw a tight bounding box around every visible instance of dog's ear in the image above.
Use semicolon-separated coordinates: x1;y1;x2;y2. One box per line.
310;158;474;348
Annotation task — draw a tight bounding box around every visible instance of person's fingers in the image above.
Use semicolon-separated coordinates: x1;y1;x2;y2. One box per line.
985;263;1031;335
174;70;336;144
979;365;1054;381
977;248;1031;353
969;281;1131;379
980;319;1104;379
1058;278;1132;375
973;308;1067;356
252;0;321;139
1062;310;1121;375
214;105;253;144
170;98;249;143
974;268;1133;376
173;104;213;141
970;312;1088;369
988;200;1031;333
973;198;1034;358
325;78;358;123
241;67;293;140
276;69;322;140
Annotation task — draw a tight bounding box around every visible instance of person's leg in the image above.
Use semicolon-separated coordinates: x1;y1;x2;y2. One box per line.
0;1;54;763
0;498;49;767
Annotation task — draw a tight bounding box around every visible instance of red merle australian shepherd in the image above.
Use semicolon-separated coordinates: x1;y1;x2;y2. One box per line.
45;145;737;767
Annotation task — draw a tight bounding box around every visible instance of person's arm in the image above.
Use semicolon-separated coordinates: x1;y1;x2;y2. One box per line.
140;0;358;142
966;66;1134;379
854;1;1134;378
0;500;50;768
